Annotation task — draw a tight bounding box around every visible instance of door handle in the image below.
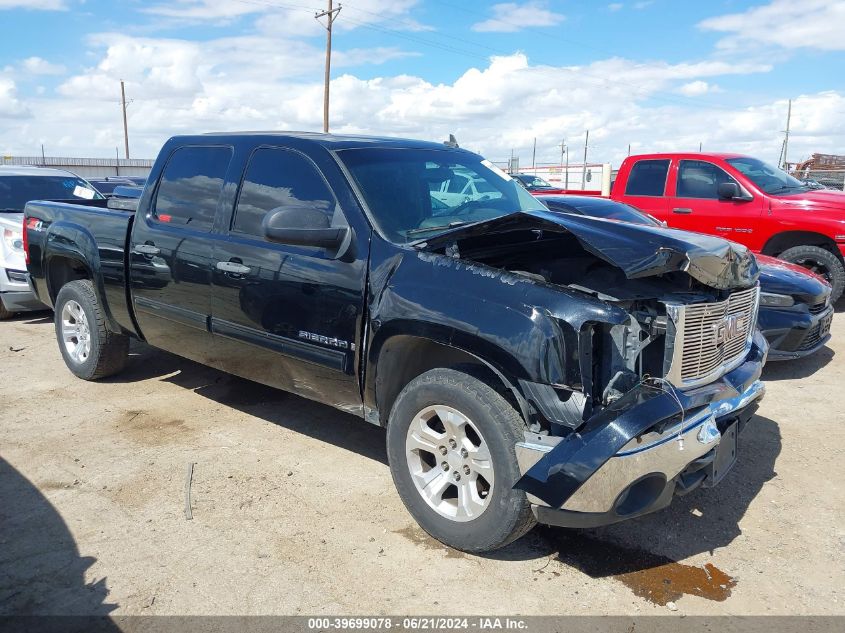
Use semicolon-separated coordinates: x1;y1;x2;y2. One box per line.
216;261;251;275
134;244;160;255
672;207;693;214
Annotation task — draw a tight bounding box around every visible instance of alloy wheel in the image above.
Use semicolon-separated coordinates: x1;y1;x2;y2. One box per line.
405;405;495;522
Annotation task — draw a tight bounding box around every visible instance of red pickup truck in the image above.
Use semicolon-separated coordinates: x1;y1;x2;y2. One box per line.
605;153;845;302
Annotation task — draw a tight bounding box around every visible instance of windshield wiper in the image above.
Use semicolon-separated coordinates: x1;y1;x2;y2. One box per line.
405;220;468;238
768;185;808;194
0;208;23;213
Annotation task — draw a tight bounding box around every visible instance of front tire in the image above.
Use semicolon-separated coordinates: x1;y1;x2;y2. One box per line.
778;244;845;303
386;368;535;552
54;280;129;380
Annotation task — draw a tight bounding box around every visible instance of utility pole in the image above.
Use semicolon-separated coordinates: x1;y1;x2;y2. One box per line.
781;98;792;170
699;141;703;152
316;1;342;133
581;130;589;190
558;138;565;166
41;144;45;166
120;80;130;159
531;137;536;169
627;143;631;157
564;144;569;190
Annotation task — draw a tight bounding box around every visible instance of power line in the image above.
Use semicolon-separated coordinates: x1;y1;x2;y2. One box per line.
338;0;739;111
229;0;752;113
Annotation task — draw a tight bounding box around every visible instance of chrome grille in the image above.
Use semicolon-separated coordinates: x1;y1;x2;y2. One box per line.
665;286;759;388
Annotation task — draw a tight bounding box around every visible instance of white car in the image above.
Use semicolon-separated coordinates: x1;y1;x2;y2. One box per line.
0;166;102;318
430;170;503;207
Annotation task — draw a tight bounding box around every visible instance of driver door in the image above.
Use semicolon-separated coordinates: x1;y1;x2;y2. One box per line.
667;159;763;238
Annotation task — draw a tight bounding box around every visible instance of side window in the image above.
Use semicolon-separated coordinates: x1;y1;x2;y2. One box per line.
625;159;670;197
233;147;336;238
677;160;738;199
154;146;232;231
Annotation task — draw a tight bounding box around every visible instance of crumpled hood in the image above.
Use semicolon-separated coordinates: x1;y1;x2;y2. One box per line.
417;210;759;290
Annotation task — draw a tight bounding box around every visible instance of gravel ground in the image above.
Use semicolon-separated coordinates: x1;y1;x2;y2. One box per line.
1;309;843;616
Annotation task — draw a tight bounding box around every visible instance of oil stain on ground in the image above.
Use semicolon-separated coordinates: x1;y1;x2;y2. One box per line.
543;528;737;605
114;409;194;446
394;526;465;559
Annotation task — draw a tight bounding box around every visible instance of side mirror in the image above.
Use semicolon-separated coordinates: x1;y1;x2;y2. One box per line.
717;182;741;200
262;205;349;250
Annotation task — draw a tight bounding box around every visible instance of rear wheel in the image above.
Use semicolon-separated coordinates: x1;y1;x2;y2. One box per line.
386;368;535;552
778;245;845;303
54;280;129;380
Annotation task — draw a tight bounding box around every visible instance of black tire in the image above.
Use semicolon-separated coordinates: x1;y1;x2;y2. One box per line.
54;280;129;380
386;368;535;553
0;297;13;320
778;245;845;303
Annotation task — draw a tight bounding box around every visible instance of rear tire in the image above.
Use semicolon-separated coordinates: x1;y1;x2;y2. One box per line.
778;245;845;303
54;280;129;380
386;368;535;553
0;297;13;320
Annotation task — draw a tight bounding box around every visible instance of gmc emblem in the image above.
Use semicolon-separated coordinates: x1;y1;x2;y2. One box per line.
714;313;746;347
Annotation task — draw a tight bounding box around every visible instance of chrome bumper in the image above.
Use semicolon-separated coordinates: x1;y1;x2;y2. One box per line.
516;379;765;514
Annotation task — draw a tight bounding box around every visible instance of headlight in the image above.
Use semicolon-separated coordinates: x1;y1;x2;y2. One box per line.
759;292;794;307
3;228;24;253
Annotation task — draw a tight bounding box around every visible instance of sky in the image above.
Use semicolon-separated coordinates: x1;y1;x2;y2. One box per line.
1;0;844;167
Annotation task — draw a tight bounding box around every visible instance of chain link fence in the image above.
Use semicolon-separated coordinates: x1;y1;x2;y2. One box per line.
794;169;845;191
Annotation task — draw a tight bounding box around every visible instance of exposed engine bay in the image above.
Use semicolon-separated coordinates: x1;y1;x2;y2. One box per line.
416;211;761;428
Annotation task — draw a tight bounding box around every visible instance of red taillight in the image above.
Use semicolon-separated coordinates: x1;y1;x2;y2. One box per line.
23;217;40;265
22;217;29;265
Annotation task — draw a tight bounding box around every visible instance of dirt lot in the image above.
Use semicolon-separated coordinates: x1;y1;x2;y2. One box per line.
1;310;844;616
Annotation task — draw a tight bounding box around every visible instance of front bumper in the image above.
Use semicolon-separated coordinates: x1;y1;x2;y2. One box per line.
760;302;833;361
0;268;46;313
514;332;768;528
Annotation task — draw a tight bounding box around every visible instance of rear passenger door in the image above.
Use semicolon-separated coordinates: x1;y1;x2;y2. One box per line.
130;145;234;364
208;146;368;410
618;159;671;221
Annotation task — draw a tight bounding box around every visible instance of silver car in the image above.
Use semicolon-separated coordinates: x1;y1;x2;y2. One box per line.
0;166;102;318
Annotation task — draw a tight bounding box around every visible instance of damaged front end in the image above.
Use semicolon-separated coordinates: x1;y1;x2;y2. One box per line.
415;211;768;528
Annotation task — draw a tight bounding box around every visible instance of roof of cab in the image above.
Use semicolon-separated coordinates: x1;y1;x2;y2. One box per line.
181;131;469;152
0;165;81;177
626;152;748;161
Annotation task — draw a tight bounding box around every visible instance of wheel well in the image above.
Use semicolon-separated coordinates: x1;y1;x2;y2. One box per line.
374;335;523;427
47;256;91;303
762;231;841;259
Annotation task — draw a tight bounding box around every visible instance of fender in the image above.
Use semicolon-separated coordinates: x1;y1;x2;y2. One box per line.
43;221;124;334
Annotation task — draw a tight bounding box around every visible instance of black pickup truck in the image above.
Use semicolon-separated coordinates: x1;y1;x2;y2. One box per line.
24;132;768;552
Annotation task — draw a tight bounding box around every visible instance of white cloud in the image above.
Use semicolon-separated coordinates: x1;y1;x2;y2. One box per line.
678;80;718;96
0;0;67;9
143;0;432;33
3;35;839;170
21;57;66;75
608;3;624;11
472;2;565;33
700;0;845;52
633;1;653;9
142;0;265;21
0;78;31;118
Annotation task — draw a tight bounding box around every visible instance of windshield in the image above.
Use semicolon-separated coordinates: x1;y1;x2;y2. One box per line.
726;157;808;195
0;175;103;212
517;174;553;188
339;148;546;243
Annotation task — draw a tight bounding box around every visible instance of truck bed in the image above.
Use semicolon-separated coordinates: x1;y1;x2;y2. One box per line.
24;199;140;337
